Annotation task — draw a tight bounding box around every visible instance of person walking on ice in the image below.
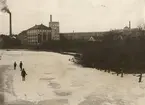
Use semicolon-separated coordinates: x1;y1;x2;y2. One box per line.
21;68;27;81
14;62;17;70
139;73;142;83
121;69;124;77
19;61;23;70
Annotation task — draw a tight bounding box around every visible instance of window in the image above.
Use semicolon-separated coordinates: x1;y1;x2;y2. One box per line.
43;33;46;41
38;34;41;43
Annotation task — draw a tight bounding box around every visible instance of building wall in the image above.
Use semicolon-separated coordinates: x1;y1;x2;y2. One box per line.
27;29;51;45
0;36;3;48
60;31;108;41
49;22;60;40
17;31;28;45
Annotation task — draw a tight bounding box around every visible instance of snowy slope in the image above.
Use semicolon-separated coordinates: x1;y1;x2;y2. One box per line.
1;50;145;105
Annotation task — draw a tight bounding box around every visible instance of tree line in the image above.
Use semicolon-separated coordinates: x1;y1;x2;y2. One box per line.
77;30;145;74
0;35;21;49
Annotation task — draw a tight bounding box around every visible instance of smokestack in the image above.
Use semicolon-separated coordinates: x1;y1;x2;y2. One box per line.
129;21;131;29
50;15;52;22
1;5;12;36
9;12;12;36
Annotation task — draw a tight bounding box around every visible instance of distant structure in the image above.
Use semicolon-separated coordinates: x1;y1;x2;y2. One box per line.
88;36;96;42
27;24;51;45
129;21;131;29
49;15;60;40
18;24;52;45
18;15;61;45
17;30;27;45
9;12;12;36
18;19;143;45
60;32;107;41
123;21;131;31
0;36;3;48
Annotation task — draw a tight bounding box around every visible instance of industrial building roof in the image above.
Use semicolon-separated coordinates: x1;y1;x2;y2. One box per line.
28;24;51;30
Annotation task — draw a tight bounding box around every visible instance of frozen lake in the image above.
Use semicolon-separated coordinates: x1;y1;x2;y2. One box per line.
0;50;145;105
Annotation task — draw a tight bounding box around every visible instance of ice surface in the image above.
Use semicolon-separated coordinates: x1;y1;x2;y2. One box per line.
0;50;145;105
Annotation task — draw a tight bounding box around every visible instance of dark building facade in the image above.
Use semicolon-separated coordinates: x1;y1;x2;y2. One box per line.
17;30;28;45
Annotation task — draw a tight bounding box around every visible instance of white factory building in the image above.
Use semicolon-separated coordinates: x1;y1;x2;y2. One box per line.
18;15;60;45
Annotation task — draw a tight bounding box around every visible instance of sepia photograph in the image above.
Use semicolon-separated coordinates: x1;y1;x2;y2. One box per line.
0;0;145;105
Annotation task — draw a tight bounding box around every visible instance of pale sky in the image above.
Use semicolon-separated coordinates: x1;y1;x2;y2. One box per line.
0;0;145;35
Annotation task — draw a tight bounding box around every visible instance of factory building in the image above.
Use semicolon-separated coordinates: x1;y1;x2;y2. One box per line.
17;30;28;45
27;24;52;45
18;16;138;45
59;31;108;41
18;15;60;45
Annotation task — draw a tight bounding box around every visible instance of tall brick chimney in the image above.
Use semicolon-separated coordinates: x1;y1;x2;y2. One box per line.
9;12;12;36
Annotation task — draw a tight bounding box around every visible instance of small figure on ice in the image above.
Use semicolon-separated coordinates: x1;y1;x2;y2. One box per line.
117;71;119;76
121;69;124;77
139;73;142;83
14;62;17;70
21;68;27;81
19;61;23;70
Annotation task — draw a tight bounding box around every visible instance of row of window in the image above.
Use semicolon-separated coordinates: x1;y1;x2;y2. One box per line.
52;36;60;40
28;39;38;41
28;42;38;45
28;38;37;40
27;30;51;34
28;37;50;41
28;33;51;36
49;23;59;27
28;35;37;38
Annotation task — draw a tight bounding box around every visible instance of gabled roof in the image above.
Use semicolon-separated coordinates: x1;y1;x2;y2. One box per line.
19;30;27;34
88;36;96;41
28;24;51;31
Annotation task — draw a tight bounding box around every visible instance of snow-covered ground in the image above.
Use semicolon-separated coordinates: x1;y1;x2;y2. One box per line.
0;50;145;105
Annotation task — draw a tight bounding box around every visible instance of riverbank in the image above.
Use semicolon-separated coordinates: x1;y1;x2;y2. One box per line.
0;65;11;105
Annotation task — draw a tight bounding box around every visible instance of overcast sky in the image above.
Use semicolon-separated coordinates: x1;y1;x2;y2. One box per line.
0;0;145;34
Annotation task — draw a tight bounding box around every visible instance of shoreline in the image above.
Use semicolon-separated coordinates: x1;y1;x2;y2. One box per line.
1;49;79;56
0;65;11;105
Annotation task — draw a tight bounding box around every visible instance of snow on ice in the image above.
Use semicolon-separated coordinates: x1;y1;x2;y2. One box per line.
0;50;145;105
